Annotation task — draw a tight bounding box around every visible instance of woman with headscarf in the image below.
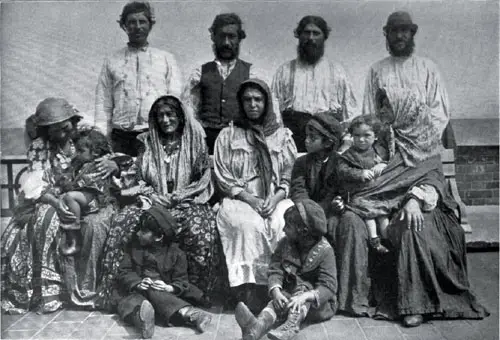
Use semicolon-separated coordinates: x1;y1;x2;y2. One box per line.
100;95;223;310
331;87;489;326
214;79;297;312
1;98;120;314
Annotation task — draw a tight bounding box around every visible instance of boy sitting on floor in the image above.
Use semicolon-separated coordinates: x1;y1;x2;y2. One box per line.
116;206;212;339
235;199;337;340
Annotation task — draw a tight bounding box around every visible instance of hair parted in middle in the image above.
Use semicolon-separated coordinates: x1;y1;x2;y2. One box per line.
118;1;156;28
209;13;246;40
348;114;384;137
294;15;331;39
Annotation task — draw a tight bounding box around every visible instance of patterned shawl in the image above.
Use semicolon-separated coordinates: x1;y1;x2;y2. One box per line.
137;95;212;204
234;79;280;198
379;87;445;167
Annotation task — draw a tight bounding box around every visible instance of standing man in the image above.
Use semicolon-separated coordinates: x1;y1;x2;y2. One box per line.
182;13;264;154
95;1;182;156
362;11;455;148
272;15;358;152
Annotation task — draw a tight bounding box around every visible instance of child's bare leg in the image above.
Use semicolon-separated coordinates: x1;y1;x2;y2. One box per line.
367;218;389;254
377;216;390;238
60;191;93;256
365;219;378;239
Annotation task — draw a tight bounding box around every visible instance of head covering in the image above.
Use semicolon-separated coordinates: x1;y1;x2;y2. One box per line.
25;98;82;140
137;95;213;203
286;199;327;237
235;79;280;198
377;87;444;167
140;205;177;240
383;11;418;33
294;15;331;39
306;112;343;146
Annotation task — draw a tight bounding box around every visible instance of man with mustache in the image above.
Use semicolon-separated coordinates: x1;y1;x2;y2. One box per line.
182;13;272;154
95;1;182;156
362;11;455;148
272;15;358;152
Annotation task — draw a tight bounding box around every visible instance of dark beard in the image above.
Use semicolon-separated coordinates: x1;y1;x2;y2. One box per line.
213;43;240;61
387;37;415;57
297;40;325;64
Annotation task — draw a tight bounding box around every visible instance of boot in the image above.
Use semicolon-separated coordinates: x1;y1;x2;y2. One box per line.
235;302;275;340
182;306;212;333
267;309;305;340
131;300;155;339
370;237;389;254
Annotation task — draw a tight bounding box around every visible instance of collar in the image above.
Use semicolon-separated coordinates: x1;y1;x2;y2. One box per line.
127;42;149;52
296;55;327;68
214;58;238;68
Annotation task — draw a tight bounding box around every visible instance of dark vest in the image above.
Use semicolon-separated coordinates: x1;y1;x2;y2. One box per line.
199;60;251;129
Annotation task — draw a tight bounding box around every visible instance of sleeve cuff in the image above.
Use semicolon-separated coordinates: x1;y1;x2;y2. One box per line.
268;284;282;297
230;186;246;198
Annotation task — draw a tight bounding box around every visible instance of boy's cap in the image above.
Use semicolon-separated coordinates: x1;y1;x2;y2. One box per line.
287;199;327;237
307;112;343;143
140;205;177;239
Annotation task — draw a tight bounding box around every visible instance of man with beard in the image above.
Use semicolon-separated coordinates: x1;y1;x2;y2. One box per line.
182;13;272;154
95;1;182;156
362;11;455;148
272;15;358;152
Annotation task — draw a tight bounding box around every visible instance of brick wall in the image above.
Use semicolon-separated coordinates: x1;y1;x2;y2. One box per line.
456;146;499;205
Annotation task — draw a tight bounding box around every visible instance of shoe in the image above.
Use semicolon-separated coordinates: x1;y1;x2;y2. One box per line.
403;314;423;327
267;311;302;340
235;302;275;340
183;307;212;333
133;300;155;339
370;237;390;254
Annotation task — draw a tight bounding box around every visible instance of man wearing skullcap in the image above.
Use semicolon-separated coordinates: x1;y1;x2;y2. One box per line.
362;11;455;148
116;206;212;339
235;199;337;340
95;1;182;156
272;15;358;152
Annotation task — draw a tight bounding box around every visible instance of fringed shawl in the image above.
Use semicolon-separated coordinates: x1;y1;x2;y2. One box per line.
137;95;213;204
379;87;446;167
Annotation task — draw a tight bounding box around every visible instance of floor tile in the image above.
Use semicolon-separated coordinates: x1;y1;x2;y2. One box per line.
69;315;117;339
431;320;484;340
1;314;25;331
358;316;399;328
363;326;405;340
322;319;367;340
293;321;328;340
1;329;38;339
213;312;240;340
52;310;92;322
396;323;443;340
7;313;60;331
33;322;82;339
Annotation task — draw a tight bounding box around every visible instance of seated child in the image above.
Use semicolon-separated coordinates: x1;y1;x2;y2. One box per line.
235;199;337;340
56;128;116;255
116;206;212;339
337;115;390;253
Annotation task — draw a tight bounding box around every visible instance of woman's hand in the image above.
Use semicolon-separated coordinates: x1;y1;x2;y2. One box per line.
237;191;264;214
55;198;77;224
95;157;119;179
399;198;424;231
150;193;173;208
287;292;312;313
271;288;289;312
136;277;153;291
150;280;174;293
261;195;279;218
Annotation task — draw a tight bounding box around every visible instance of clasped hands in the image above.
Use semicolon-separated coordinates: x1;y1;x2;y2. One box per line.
136;277;175;293
246;195;280;218
271;287;312;314
361;163;388;182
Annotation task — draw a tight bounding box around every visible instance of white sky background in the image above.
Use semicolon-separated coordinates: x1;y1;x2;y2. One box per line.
1;0;498;128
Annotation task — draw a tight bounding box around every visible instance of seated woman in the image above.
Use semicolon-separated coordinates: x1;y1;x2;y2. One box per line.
1;98;119;314
214;79;297;312
99;95;223;310
331;87;489;326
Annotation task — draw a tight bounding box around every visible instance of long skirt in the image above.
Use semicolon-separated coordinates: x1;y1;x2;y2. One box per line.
1;203;112;314
99;202;225;311
217;198;293;287
330;207;489;320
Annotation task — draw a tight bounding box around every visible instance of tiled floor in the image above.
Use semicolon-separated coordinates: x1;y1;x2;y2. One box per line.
1;251;498;340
